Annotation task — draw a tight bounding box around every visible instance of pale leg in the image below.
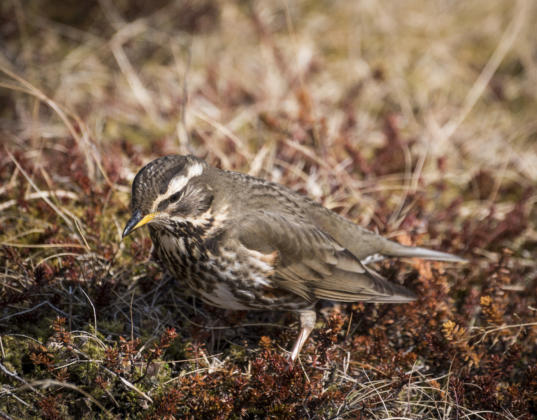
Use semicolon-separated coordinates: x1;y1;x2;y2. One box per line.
290;310;316;361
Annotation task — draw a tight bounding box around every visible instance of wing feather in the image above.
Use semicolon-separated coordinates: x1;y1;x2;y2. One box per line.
229;211;416;303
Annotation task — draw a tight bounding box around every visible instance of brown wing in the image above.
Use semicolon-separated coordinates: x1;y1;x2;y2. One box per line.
230;211;416;303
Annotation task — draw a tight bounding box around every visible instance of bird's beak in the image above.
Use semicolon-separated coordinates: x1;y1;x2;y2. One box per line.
122;210;157;238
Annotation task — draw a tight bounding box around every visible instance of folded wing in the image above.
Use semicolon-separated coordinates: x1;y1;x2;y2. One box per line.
231;211;416;304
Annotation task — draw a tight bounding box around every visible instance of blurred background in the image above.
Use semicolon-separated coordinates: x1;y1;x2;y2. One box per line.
1;0;536;418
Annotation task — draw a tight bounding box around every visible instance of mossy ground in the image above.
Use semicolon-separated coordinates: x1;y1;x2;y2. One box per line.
1;1;536;418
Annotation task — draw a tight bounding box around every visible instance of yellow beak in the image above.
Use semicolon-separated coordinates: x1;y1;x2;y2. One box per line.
122;211;157;238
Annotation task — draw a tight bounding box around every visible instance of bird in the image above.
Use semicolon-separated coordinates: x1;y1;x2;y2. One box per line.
122;154;465;361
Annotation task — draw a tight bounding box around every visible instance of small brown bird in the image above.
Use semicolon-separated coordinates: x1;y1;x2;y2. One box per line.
123;155;465;360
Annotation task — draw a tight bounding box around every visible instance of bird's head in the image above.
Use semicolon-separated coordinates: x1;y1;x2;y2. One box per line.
122;155;213;238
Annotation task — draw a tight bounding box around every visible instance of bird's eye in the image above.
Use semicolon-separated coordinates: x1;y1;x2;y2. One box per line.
169;190;183;202
157;189;184;212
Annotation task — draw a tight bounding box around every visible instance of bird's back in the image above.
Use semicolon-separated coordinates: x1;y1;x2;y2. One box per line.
207;166;464;264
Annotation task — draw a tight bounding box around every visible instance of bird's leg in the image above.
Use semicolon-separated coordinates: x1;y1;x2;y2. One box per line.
290;310;316;361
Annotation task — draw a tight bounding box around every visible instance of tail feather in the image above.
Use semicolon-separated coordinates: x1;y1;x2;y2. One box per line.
382;242;467;263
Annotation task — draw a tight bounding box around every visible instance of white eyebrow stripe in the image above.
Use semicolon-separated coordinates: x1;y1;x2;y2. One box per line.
151;162;204;212
167;175;188;195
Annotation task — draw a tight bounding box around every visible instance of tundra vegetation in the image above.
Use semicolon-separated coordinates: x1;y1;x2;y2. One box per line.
0;1;536;418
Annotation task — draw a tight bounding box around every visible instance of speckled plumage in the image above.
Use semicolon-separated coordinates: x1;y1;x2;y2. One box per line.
123;155;465;360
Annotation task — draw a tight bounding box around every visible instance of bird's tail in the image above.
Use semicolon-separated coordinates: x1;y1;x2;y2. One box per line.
382;241;467;263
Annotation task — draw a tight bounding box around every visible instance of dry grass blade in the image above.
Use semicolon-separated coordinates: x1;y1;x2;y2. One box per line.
440;0;530;142
18;379;111;415
0;64;108;183
5;150;90;250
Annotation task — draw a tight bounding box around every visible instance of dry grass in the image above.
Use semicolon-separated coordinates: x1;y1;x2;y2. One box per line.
1;0;537;418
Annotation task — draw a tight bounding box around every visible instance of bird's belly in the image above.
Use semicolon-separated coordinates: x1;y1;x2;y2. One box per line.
155;234;309;311
191;252;281;310
192;260;311;311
